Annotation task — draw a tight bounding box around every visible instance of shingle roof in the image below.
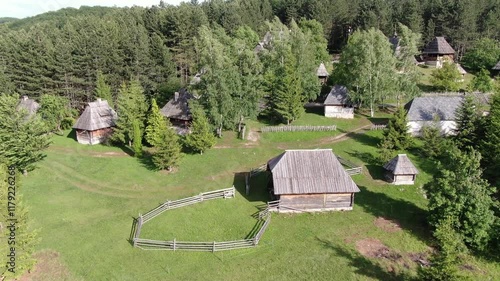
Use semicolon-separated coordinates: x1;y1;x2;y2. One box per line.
405;96;463;121
17;95;39;116
73;99;117;131
383;154;419;175
493;61;500;70
317;63;329;77
456;63;467;75
423;37;455;55
324;85;349;105
267;149;360;195
160;89;193;121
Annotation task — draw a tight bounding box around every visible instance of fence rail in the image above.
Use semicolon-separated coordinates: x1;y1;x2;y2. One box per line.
370;124;387;130
261;125;337;133
132;186;273;252
336;156;363;175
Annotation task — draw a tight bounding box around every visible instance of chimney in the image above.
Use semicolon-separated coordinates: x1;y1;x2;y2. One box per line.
21;95;28;101
174;92;179;101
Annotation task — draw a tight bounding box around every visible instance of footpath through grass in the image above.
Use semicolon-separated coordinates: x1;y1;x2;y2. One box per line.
20;112;500;280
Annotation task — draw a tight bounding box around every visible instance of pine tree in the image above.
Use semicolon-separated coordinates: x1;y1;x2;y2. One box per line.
381;107;412;150
481;89;500;187
132;119;143;157
421;123;445;159
430;62;462;92
0;163;39;279
469;68;494;93
95;70;114;109
184;103;216;154
145;98;165;147
152;119;181;171
424;147;496;251
454;95;480;150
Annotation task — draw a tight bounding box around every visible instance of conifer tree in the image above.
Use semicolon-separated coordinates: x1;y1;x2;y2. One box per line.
95;70;114;108
0;164;39;279
132;119;143;157
469;68;494;93
481;89;500;187
382;107;412;150
421;122;445;159
184;103;216;154
454;95;480;150
152;119;181;171
145;98;165;147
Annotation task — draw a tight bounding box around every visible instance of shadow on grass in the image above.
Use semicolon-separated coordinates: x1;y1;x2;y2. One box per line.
356;186;430;242
137;150;157;171
316;237;415;281
233;172;271;203
347;151;386;181
349;131;382;147
128;217;139;246
66;129;77;141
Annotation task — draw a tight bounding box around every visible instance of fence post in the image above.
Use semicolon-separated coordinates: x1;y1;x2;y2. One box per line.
212;241;216;253
173;238;176;251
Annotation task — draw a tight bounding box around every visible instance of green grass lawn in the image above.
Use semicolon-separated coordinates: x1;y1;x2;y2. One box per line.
20;116;500;280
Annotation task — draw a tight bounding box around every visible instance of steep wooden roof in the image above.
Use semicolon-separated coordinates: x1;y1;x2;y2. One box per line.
493;61;500;70
383;154;419;175
405;96;463;121
267;149;360;195
160;89;193;121
73;99;117;131
17;95;39;116
316;62;329;77
324;85;349;105
423;37;455;55
456;63;467;75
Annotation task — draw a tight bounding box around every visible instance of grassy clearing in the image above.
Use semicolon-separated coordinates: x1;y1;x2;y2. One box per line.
20;113;500;280
417;65;474;92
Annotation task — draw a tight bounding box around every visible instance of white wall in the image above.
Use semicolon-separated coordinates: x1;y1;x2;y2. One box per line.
407;121;457;136
325;105;354;119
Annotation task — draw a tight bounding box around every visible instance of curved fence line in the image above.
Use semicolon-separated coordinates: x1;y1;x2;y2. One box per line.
261;125;337;133
131;187;272;251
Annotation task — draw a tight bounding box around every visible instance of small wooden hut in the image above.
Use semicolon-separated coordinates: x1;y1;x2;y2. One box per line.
316;62;329;84
423;37;455;67
73;98;117;145
160;89;193;127
383;154;419;185
323;85;354;118
267;149;360;212
16;95;39;117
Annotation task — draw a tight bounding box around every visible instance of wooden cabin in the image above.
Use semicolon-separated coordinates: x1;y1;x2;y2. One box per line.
160;89;193;128
73;98;117;145
267;149;360;212
316;62;329;84
16;95;39;117
405;96;463;136
323;85;354;118
423;37;455;67
383;154;419;185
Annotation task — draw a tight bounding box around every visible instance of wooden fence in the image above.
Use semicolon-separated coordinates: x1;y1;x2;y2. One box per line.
370;124;387;130
132;186;273;252
261;125;337;133
336;156;362;175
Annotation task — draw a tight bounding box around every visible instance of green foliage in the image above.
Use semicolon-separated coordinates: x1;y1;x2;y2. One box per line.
132;119;143;157
454;95;480;150
0;94;51;173
394;23;421;105
469;68;494;93
152;119;182;171
424;147;496;251
112;79;148;146
420;123;446;159
94;70;113;108
462;38;500;73
333;28;397;117
145;99;164;147
418;217;468;281
430;62;461;92
0;164;39;279
38;94;73;133
184;103;216;154
481;89;500;186
382;107;412;150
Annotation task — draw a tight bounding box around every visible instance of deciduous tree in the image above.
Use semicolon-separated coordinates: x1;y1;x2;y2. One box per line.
430;62;461;92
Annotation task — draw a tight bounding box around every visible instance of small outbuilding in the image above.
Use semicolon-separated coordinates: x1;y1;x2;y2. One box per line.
323;85;354;119
316;62;329;84
383;154;419;185
160;89;193;127
423;37;455;67
492;61;500;76
17;95;39;117
73;98;117;145
267;149;360;212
